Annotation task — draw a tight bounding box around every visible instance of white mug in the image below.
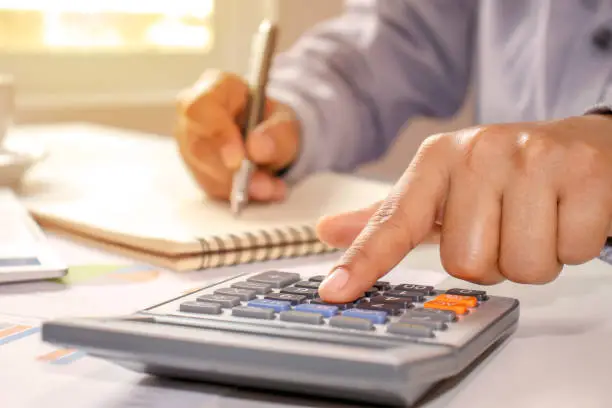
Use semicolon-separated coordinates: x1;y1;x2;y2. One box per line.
0;74;15;145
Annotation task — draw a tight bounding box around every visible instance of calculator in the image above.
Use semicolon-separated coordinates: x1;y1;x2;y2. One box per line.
41;267;520;406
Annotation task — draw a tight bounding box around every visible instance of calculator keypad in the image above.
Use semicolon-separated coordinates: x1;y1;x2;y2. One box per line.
177;270;489;340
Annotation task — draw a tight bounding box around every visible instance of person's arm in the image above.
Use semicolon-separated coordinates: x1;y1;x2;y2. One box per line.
266;0;479;182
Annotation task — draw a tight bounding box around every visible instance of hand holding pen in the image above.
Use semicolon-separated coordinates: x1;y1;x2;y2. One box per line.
174;21;300;208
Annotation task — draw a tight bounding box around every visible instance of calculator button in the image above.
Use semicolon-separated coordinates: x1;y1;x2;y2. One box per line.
342;309;387;324
197;294;241;308
179;301;222;315
373;281;392;291
356;302;404;316
308;275;326;282
329;316;374;331
310;298;353;310
264;293;307;305
393;284;434;295
247;299;292;312
214;288;257;301
293;280;321;289
399;313;448;330
387;323;435;338
411;307;457;322
232;306;276;320
247;271;301;288
364;287;380;297
436;294;478;308
231;281;273;295
424;300;468;315
369;295;413;309
294;303;338;318
280;287;319;299
280;311;324;325
383;290;425;301
445;288;488;301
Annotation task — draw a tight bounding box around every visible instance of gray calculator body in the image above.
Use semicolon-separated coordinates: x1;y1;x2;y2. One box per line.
41;268;519;406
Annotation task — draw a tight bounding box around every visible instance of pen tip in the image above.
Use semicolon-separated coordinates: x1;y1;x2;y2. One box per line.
231;199;244;216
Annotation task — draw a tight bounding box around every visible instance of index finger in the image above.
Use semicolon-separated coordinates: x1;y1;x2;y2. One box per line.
317;136;452;303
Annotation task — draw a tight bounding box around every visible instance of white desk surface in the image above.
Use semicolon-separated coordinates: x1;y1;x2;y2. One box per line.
1;123;611;408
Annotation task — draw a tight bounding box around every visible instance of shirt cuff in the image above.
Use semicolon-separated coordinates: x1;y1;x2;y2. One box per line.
266;85;323;185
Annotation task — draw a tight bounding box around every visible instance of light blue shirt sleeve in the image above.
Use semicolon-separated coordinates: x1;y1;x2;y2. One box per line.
266;0;479;182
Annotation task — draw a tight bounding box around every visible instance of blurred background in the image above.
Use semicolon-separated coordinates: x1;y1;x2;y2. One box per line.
0;0;473;180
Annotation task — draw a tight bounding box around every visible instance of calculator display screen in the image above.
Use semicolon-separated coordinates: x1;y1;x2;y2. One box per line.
0;257;41;267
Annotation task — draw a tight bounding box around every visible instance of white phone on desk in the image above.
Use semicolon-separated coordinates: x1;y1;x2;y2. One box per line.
0;188;67;284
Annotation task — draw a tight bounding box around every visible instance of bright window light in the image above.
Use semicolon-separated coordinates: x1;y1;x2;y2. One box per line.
0;0;214;51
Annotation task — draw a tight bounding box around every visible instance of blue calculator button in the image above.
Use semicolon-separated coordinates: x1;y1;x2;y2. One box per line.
247;299;291;312
294;303;338;317
342;308;388;324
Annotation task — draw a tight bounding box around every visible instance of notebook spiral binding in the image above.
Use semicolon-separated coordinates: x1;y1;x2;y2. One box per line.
196;225;337;269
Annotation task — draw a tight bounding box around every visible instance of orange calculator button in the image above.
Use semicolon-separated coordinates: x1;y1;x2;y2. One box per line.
436;294;478;308
423;300;468;315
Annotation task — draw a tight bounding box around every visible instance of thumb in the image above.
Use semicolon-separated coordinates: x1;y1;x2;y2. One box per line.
246;104;300;172
317;202;443;249
316;202;381;248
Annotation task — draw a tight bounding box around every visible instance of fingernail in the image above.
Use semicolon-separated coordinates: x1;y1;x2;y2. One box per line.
320;268;350;293
251;131;275;161
221;144;243;169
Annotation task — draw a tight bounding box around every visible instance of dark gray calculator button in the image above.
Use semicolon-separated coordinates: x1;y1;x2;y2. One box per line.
214;288;257;301
357;302;404;316
373;281;391;291
264;292;306;305
294;280;320;289
364;287;379;297
232;306;275;320
393;284;434;295
247;271;301;288
280;287;319;299
412;307;456;322
179;301;222;315
383;290;425;301
310;298;353;310
445;288;488;301
196;294;241;308
387;323;435;338
230;281;273;294
279;311;324;325
329;316;374;331
309;275;326;282
370;295;413;309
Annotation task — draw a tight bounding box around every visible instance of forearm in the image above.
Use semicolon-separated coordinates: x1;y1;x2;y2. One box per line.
267;0;478;182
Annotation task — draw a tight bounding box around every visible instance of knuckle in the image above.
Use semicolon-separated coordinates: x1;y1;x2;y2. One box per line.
515;131;563;173
567;141;608;181
499;258;561;284
417;132;454;159
441;252;494;284
558;243;602;265
177;70;241;116
460;127;502;172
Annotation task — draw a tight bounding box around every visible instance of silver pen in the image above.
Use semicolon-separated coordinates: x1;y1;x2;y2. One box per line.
230;20;278;215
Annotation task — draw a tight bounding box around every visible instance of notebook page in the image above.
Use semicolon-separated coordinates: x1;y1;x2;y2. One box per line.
15;124;391;252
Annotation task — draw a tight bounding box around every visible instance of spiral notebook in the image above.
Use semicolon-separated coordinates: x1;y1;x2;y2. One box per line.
14;124;392;271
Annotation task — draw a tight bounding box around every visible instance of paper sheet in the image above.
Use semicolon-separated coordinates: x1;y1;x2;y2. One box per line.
0;314;228;408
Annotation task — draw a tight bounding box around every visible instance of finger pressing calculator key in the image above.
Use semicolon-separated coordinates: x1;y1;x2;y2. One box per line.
41;267;519;407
